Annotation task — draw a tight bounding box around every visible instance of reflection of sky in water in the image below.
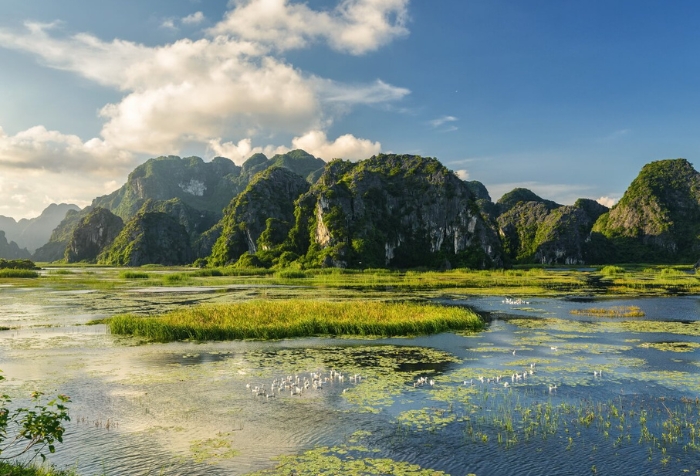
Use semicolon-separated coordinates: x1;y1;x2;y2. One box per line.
1;286;699;475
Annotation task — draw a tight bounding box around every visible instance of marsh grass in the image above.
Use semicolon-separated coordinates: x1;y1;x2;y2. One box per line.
0;269;39;278
120;271;149;279
570;306;645;318
0;462;77;476
108;300;484;342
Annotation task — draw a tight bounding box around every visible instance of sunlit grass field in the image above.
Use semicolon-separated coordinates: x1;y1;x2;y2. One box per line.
108;300;484;342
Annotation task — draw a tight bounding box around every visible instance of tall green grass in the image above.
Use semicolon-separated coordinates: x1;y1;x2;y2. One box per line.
108;300;484;342
0;462;76;476
0;269;39;278
119;270;149;279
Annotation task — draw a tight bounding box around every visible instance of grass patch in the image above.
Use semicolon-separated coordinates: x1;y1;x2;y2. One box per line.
119;270;149;279
108;300;484;342
0;269;39;278
162;273;192;284
570;306;645;317
0;462;77;476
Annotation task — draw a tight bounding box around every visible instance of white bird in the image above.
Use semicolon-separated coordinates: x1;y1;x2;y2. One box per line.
548;384;557;392
504;382;509;388
550;346;558;351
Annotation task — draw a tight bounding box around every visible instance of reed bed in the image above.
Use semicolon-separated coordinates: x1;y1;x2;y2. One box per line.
108;300;484;342
119;270;149;279
570;306;645;317
0;269;39;278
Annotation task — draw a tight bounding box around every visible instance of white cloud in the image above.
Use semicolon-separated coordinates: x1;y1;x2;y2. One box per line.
454;169;469;180
429;115;457;128
182;11;205;25
161;19;178;30
291;130;380;161
211;0;409;55
596;196;618;208
0;126;134;173
0;1;410;217
0;20;407;156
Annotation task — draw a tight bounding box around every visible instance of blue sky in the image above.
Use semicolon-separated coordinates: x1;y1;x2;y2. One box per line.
1;0;699;219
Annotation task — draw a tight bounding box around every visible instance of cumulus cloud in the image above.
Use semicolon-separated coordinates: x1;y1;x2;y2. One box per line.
597;196;618;208
160;19;178;30
454;169;469;180
0;126;134;173
0;0;410;217
211;0;409;55
0;19;406;156
291;130;380;161
182;11;205;25
0;125;138;218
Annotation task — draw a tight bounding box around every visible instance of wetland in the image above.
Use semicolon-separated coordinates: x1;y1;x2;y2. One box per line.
1;266;699;475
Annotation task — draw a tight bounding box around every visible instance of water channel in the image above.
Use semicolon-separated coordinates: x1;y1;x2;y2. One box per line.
1;282;699;475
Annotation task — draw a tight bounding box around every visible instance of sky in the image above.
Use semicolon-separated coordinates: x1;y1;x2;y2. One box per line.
1;0;700;219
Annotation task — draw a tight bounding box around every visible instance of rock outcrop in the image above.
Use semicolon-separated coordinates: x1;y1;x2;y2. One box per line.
209;167;311;266
0;231;31;259
99;212;193;266
64;208;124;263
32;209;86;262
284;154;503;269
92;156;242;220
496;193;608;265
592;158;700;262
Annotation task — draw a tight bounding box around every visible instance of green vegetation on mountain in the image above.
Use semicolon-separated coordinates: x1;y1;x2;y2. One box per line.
240;149;326;183
92;156;242;220
64;208;124;263
592;158;700;263
497;188;560;214
497;195;608;265
275;154;503;269
209;167;311;266
98;211;193;266
32;209;85;262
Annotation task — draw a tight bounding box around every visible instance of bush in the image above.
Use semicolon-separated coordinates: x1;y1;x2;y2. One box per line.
600;265;625;276
0;371;71;462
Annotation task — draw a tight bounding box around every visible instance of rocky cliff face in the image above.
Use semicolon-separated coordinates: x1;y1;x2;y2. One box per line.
285;154;503;268
0;231;31;259
99;211;193;266
592;159;700;262
239;149;326;184
64;208;124;263
32;209;86;262
92;156;242;220
209;167;311;266
496;194;608;265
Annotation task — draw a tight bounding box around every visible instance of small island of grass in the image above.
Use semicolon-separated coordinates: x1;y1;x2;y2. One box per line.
570;305;645;318
108;300;484;342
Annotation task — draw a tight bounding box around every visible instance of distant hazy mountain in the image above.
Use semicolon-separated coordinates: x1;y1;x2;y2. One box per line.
0;203;80;253
0;230;31;259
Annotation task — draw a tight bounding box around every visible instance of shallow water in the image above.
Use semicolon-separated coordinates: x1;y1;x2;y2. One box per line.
1;286;699;475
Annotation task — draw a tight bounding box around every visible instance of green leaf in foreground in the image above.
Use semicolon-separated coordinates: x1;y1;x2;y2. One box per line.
108;300;484;342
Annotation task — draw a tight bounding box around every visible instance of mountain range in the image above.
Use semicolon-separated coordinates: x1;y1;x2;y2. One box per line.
3;153;699;268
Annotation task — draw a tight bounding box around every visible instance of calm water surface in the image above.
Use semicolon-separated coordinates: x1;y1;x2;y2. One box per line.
1;286;699;475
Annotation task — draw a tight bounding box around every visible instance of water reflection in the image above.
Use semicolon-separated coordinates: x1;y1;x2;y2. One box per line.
0;286;699;475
